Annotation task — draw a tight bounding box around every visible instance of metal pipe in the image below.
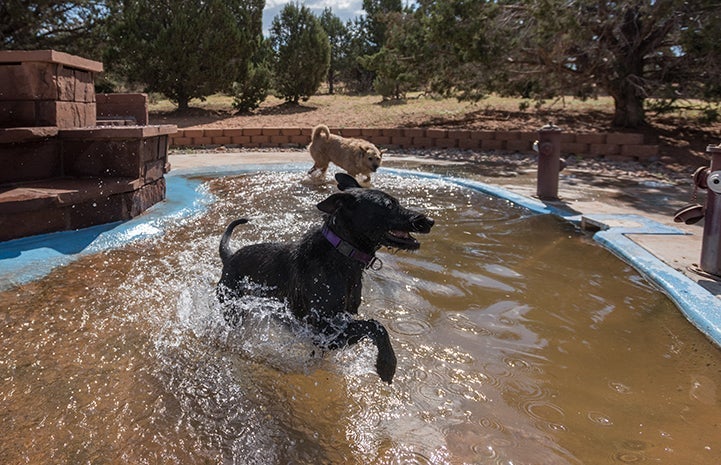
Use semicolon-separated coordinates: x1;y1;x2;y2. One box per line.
700;144;721;276
536;124;563;200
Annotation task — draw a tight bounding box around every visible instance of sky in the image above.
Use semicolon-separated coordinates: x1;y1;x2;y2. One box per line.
262;1;416;34
263;1;365;33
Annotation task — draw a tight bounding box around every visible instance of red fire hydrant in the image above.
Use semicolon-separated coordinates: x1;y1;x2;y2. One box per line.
536;124;563;200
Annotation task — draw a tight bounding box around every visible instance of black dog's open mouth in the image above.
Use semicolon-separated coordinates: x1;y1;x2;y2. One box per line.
383;229;421;250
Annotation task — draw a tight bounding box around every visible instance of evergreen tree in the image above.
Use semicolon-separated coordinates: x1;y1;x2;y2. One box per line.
360;11;423;100
269;3;330;103
231;38;272;112
408;0;721;128
410;0;507;101
362;0;403;52
318;7;348;95
339;16;377;93
107;0;263;110
1;0;121;59
505;0;721;127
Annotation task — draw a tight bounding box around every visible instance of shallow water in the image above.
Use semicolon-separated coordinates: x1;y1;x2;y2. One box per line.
2;171;720;464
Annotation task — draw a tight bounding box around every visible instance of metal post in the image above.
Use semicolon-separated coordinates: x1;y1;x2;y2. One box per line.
536;124;563;200
700;144;721;276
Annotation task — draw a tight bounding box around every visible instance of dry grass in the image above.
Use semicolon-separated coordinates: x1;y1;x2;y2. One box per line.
149;92;721;167
148;92;621;128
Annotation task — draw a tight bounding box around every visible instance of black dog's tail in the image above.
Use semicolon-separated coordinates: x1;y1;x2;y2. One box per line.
219;218;249;265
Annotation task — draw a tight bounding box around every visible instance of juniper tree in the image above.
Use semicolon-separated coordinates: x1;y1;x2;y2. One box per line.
107;0;263;110
269;3;330;103
1;0;120;59
318;7;348;95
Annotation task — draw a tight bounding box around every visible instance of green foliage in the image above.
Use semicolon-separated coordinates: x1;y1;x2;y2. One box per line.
398;0;721;128
269;3;330;103
107;0;263;110
411;0;506;101
360;12;422;100
0;1;120;59
338;17;377;93
231;66;271;112
318;7;349;94
498;0;721;127
362;0;403;51
699;105;720;124
232;38;272;112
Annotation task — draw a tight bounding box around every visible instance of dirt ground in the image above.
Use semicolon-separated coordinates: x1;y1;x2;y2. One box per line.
149;94;721;174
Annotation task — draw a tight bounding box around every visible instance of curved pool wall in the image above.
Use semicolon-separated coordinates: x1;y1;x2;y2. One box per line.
1;162;720;349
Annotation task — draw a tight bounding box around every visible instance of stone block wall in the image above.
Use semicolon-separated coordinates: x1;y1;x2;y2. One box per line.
0;50;102;128
0;50;176;242
60;126;173;180
169;127;660;161
97;93;149;125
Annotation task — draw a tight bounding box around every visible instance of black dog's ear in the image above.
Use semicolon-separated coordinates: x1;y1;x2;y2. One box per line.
317;192;357;214
335;173;362;191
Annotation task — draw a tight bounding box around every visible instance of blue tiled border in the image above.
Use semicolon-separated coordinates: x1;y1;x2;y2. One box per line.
2;163;719;349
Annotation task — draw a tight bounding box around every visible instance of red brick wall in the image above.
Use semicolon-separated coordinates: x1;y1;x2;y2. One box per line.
169;127;660;161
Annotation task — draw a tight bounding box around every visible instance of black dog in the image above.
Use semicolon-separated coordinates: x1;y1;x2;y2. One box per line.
217;173;434;383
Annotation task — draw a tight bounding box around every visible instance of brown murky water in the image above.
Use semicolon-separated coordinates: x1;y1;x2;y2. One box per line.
1;171;720;464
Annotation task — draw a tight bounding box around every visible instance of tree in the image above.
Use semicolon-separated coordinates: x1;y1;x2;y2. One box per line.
0;1;120;59
504;0;701;127
676;1;721;103
360;11;423;99
362;0;403;52
231;38;272;112
520;0;721;127
400;0;508;101
269;3;330;103
107;0;263;110
318;7;348;94
338;16;377;93
406;0;721;128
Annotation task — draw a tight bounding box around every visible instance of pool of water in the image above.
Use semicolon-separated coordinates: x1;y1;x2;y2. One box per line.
2;171;720;464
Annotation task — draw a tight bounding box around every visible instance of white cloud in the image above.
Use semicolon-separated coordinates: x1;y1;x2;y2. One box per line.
262;1;363;34
262;1;416;34
306;1;355;9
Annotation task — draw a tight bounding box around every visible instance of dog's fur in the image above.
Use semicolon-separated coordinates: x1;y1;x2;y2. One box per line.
307;124;383;187
217;174;434;383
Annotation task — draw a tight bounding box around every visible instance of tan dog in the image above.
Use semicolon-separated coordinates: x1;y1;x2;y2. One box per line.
307;124;383;187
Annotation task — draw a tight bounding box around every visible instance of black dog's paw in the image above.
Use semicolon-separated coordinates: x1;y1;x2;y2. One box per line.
376;349;397;384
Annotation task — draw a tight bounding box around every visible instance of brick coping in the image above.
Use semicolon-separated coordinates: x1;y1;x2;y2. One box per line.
0;177;146;213
1;125;177;143
169;127;660;162
0;49;103;73
59;124;177;139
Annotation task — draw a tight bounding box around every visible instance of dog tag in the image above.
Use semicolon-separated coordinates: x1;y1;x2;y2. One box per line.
368;257;383;271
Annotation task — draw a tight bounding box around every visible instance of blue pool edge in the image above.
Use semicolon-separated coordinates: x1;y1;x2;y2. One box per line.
2;163;719;349
389;168;721;348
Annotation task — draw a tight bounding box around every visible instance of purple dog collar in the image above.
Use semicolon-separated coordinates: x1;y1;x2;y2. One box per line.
322;226;382;270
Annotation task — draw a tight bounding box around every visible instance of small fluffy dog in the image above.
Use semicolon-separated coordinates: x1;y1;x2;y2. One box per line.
307;124;383;187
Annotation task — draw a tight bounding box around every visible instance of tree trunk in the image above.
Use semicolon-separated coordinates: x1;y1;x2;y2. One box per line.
328;67;335;94
610;76;646;128
176;94;190;111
